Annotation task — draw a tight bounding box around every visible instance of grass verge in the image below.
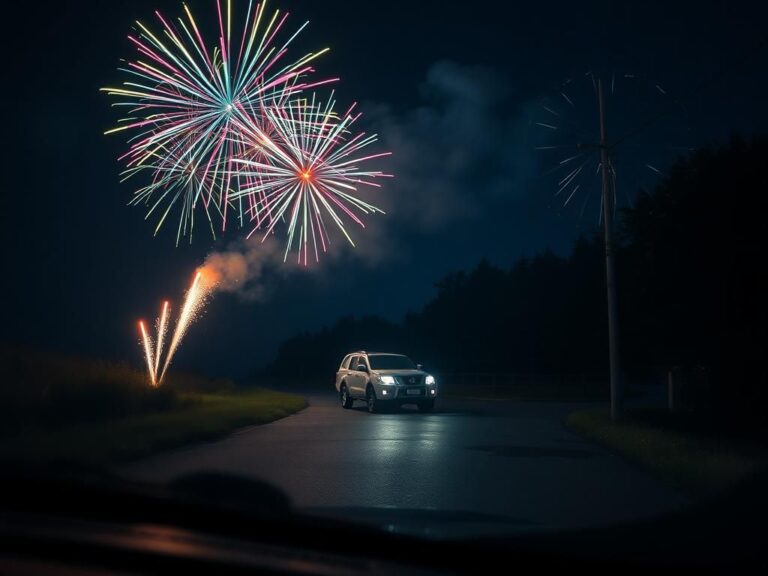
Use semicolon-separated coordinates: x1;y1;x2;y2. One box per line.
567;407;766;494
0;389;307;467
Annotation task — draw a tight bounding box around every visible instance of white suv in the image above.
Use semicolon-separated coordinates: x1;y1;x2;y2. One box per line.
335;351;437;413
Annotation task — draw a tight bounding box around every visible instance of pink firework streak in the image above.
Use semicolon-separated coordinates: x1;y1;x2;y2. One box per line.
230;93;392;264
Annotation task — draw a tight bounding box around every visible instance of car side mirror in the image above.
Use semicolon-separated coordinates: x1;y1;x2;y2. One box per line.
416;364;423;370
357;364;368;373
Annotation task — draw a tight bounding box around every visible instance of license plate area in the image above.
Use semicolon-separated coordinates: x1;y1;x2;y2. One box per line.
406;388;423;396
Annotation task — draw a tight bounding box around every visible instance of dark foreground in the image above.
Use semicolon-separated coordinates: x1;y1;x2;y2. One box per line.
123;392;688;537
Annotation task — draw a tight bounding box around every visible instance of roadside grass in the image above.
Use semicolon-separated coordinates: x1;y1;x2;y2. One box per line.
567;407;767;494
0;389;307;467
0;348;238;432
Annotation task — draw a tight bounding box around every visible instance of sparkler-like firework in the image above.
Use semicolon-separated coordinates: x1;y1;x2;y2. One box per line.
158;271;214;383
138;320;157;386
137;272;216;386
153;301;170;379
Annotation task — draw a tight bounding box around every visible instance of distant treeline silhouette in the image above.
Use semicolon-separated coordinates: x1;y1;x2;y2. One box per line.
262;136;768;418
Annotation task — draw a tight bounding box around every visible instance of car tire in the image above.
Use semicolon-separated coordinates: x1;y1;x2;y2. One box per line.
417;399;435;413
340;384;353;409
366;386;379;414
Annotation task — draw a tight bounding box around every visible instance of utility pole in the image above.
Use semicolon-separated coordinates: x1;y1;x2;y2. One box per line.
597;78;623;422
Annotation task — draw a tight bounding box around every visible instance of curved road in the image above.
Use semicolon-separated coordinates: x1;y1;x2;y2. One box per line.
123;392;688;537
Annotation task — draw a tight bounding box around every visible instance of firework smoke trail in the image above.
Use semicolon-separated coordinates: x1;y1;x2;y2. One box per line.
139;320;157;386
153;301;170;380
101;0;337;243
230;94;392;264
158;271;214;384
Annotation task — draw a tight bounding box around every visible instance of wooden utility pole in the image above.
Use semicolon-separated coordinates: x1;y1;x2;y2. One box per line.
597;78;623;421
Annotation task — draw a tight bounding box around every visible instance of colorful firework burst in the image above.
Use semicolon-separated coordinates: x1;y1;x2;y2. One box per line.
230;93;392;264
102;0;335;243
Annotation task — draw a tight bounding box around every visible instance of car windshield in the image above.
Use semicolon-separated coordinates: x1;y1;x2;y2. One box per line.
367;354;417;370
2;1;767;572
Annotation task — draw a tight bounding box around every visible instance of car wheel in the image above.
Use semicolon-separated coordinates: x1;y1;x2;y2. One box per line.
340;384;353;409
366;387;379;413
417;399;435;413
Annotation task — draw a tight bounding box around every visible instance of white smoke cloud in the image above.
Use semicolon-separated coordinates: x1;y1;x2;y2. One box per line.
201;236;304;301
368;61;536;228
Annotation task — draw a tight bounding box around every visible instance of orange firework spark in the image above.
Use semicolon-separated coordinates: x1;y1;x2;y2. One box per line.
157;271;212;384
138;320;157;386
153;301;170;380
136;270;217;386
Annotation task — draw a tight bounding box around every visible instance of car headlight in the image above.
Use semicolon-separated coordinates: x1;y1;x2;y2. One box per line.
379;375;396;385
425;375;435;385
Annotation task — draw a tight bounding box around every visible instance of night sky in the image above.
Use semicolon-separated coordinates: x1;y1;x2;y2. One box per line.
3;0;767;377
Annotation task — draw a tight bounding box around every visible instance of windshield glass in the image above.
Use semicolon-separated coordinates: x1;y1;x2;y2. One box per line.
2;1;766;570
368;354;417;370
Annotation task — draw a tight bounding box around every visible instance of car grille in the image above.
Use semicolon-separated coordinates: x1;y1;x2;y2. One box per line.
398;375;424;386
397;387;425;398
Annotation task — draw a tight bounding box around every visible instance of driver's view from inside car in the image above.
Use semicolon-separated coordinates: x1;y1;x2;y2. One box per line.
2;0;767;574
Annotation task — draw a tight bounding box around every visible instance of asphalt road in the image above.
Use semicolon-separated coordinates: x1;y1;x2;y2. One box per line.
123;392;689;537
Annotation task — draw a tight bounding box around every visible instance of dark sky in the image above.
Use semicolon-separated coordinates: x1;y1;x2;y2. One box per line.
3;0;767;377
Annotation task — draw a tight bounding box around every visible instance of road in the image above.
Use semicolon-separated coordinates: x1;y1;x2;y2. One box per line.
123;392;689;537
